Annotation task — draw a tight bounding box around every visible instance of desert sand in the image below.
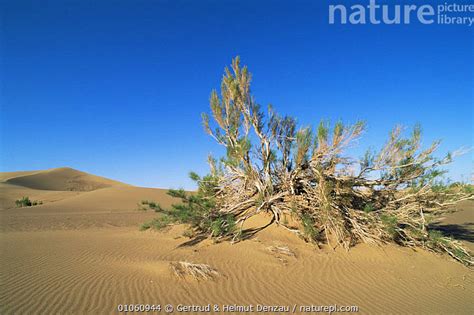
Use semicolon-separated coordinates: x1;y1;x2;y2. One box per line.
0;168;473;314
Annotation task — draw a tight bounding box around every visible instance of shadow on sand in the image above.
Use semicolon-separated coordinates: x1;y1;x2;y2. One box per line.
177;216;275;247
429;222;474;243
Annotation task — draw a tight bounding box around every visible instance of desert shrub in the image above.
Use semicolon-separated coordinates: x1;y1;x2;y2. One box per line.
201;57;474;264
145;57;473;265
15;197;42;207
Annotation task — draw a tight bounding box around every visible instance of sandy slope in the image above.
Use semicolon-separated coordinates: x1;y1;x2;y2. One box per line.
0;167;129;210
0;169;473;314
0;186;178;232
3;167;128;191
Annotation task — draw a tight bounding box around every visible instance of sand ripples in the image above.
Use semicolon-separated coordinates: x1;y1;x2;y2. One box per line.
1;228;473;314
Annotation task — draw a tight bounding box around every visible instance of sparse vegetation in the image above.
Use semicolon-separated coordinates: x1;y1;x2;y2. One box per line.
15;197;42;207
139;200;163;212
145;57;473;265
170;261;219;280
139;217;173;231
140;173;237;239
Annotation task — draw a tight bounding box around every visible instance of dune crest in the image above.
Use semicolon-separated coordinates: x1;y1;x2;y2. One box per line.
3;167;128;192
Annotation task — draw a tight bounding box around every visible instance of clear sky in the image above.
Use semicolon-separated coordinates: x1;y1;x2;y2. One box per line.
1;0;472;189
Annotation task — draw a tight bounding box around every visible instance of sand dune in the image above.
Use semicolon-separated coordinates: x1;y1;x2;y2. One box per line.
0;168;176;230
0;169;473;314
0;167;129;210
4;167;128;192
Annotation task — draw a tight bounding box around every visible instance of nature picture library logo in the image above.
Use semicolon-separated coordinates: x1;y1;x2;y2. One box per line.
328;0;474;26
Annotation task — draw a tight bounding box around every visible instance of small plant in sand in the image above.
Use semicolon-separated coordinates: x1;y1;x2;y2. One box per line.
170;261;219;280
140;173;236;238
138;200;163;212
15;196;42;207
147;57;473;265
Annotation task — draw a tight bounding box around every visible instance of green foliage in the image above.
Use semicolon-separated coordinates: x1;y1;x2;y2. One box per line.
140;216;173;231
380;214;398;238
317;120;328;145
406;226;424;239
210;214;236;237
460;184;474;194
254;192;265;208
15;196;42;207
140;200;164;212
139;222;152;231
299;213;318;242
452;247;470;262
363;203;375;213
167;189;187;199
429;181;474;196
361;149;375;169
333;121;344;139
140;172;236;238
427;230;450;246
448;182;474;194
225;137;252;168
188;171;200;182
295;128;312;166
16;197;32;207
425;229;471;263
269;109;296;169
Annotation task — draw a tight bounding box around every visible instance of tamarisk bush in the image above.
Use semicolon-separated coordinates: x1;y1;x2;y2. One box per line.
153;57;472;265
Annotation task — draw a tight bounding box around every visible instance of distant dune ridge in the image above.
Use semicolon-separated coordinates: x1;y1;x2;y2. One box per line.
0;168;473;314
0;167;140;211
2;167;128;191
0;167;176;221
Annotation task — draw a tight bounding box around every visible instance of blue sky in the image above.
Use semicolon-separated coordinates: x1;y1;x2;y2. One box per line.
1;0;472;189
